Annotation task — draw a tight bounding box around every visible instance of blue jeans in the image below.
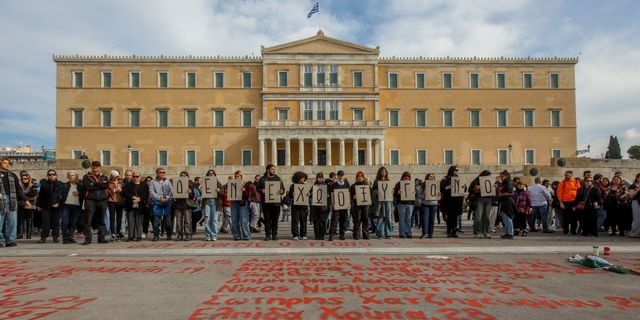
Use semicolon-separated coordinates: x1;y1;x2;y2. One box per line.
374;201;393;237
61;204;82;239
0;200;17;244
421;205;437;236
397;203;414;237
204;199;219;238
531;206;549;232
231;201;250;240
501;212;513;236
596;208;607;231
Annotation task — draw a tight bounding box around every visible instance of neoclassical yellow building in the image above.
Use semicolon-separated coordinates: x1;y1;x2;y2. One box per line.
54;31;577;167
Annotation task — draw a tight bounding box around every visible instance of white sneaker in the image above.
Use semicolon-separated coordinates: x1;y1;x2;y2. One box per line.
301;236;308;240
212;237;217;241
141;233;146;239
293;237;299;241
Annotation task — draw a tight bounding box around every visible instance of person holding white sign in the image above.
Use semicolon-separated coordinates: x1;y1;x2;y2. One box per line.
310;173;329;240
418;173;439;238
468;170;494;239
173;171;195;242
328;170;350;241
440;166;464;238
394;172;415;238
257;164;285;241
349;171;371;240
287;171;309;240
230;171;252;241
371;167;394;239
202;169;223;241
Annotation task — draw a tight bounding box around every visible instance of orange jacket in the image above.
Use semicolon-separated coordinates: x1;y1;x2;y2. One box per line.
557;178;580;202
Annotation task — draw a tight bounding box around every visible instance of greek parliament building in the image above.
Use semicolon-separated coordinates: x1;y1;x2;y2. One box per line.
54;31;577;168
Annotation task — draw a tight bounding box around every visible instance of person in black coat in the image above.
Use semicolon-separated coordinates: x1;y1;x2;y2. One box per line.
37;170;64;243
123;172;149;241
328;170;350;241
440;166;464;238
575;177;602;237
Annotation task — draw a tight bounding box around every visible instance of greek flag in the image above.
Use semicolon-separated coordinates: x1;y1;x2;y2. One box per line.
307;2;319;18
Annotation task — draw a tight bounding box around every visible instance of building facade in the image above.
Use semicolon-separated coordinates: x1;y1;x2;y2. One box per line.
55;31;577;167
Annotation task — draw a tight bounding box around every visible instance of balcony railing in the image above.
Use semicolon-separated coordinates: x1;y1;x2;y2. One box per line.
258;120;383;128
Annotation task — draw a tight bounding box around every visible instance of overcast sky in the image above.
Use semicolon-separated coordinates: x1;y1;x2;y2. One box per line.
1;0;638;158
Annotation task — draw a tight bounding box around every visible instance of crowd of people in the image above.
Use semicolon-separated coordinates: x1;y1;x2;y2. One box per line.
1;156;639;247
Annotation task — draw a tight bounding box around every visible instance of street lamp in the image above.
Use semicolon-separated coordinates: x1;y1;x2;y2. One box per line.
508;144;512;165
576;144;591;156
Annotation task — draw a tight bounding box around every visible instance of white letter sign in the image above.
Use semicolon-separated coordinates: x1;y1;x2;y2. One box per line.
265;181;281;204
332;189;351;210
479;176;496;197
202;177;218;198
311;185;327;206
227;180;242;201
377;181;394;202
355;185;372;206
172;177;190;199
424;180;440;201
293;183;310;206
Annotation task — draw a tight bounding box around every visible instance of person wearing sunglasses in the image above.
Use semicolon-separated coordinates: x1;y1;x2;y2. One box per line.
574;178;602;237
17;171;38;240
123;172;148;242
81;160;110;245
36;170;64;243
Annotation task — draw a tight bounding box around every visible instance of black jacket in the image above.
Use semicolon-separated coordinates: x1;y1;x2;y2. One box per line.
123;182;150;211
576;186;602;211
61;181;85;206
37;179;64;209
82;172;109;201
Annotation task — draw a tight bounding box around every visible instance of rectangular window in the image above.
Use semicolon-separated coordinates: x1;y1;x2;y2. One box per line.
130;150;140;166
417;149;427;165
471;149;481;165
242;110;252;127
130;72;140;88
158;150;168;166
72;110;83;127
444;150;454;165
549;73;559;89
101;150;111;166
73;71;83;88
388;72;398;88
303;64;313;87
214;110;224;127
72;150;83;160
470;110;480;127
443;110;453;127
186;150;196;166
101;110;112;127
416;110;426;127
390;150;400;165
316;101;326;120
278;71;288;87
552;149;561;158
416;73;425;89
158;72;168;88
130;110;140;127
278;109;289;121
443;73;452;89
186;110;196;127
242;150;252;166
214;150;224;166
496;72;506;89
497;110;508;127
551;110;560;127
158;110;168;127
329;101;339;120
242;72;251;88
329;65;338;86
186;72;196;88
101;71;111;88
303;101;313;120
523;73;533;88
353;71;363;87
353;109;364;121
498;149;508;165
469;73;479;89
524;110;534;127
525;149;535;165
316;65;325;86
389;110;399;127
215;72;224;88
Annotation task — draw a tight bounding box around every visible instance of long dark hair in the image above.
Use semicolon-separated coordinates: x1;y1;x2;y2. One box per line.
291;171;308;183
376;166;389;181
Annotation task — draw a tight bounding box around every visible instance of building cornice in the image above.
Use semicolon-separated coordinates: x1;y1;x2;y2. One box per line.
379;56;579;65
53;54;263;64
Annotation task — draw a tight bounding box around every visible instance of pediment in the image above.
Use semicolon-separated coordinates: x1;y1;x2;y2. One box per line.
262;30;379;55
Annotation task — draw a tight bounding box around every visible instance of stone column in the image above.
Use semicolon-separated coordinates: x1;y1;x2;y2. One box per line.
259;138;266;166
339;139;345;166
271;138;278;165
298;139;305;166
366;138;373;166
312;138;318;166
352;138;359;165
285;139;291;166
375;140;380;165
379;139;385;165
326;138;332;166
